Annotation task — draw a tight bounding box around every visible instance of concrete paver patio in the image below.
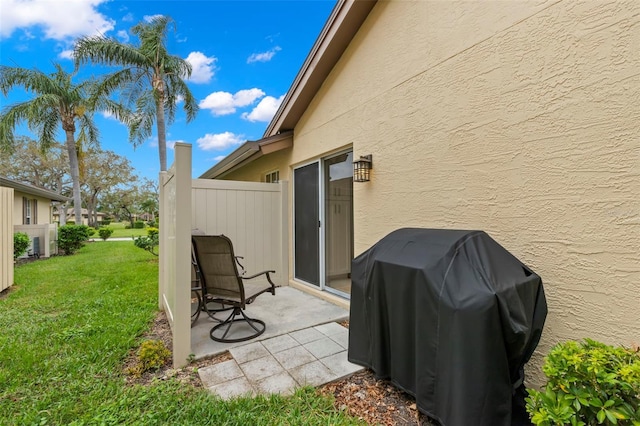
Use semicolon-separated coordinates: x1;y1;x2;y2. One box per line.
198;322;363;398
191;286;363;398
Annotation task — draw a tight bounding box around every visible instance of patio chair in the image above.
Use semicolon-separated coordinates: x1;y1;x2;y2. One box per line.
191;234;277;343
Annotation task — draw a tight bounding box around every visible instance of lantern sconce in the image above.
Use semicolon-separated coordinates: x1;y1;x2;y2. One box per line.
353;154;373;182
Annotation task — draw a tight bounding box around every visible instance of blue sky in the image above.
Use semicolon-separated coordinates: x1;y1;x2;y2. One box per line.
0;0;335;180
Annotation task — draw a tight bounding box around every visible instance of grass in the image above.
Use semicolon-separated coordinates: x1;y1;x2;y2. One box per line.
1;242;362;425
100;222;149;238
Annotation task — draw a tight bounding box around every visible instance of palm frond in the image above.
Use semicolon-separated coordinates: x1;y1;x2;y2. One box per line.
74;36;149;68
77;113;100;147
34;108;59;150
0;65;60;98
169;77;199;122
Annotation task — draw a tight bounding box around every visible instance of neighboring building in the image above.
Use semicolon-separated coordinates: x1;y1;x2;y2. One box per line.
0;176;69;258
53;208;107;226
200;0;640;382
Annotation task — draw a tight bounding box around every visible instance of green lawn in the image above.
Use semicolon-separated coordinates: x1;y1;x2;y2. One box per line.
1;242;361;425
102;222;149;238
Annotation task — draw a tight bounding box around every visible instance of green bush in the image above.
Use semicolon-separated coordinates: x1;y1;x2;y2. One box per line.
526;339;640;426
127;339;170;377
97;227;114;241
58;224;92;255
101;219;111;226
13;232;30;259
133;227;159;256
133;220;145;229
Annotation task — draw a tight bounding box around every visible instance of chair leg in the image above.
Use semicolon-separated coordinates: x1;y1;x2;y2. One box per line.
201;297;233;322
209;307;266;343
190;289;201;327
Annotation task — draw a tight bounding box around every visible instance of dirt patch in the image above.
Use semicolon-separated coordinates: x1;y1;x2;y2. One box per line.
126;311;435;425
123;311;231;387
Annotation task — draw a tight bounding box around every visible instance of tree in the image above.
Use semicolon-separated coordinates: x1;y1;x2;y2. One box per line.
80;148;135;227
0;137;72;224
100;185;146;228
74;16;198;172
0;64;123;224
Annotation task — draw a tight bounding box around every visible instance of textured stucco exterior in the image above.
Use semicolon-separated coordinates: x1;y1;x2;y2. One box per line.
12;191;54;225
220;0;640;383
223;148;293;183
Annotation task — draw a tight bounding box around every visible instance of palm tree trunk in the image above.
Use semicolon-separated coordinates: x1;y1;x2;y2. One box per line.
156;96;167;172
64;130;83;225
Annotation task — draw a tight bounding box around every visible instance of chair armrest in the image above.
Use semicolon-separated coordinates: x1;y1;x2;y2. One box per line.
241;270;278;289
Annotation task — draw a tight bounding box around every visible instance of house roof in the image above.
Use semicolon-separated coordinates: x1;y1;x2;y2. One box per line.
0;176;70;202
199;131;293;179
200;0;376;180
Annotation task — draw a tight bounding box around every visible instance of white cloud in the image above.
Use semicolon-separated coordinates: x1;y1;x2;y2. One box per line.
199;88;265;116
143;14;164;23
122;12;134;22
117;30;129;42
241;95;285;122
213;155;226;163
185;51;216;84
197;132;244;151
247;46;282;64
1;0;115;40
58;49;74;60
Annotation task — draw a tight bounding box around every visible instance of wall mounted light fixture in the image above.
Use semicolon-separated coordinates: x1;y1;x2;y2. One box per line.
353;154;373;182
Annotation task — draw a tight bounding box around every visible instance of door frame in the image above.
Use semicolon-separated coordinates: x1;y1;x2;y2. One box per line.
292;149;353;298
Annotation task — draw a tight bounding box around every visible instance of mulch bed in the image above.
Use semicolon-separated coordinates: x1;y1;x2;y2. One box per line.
125;311;435;425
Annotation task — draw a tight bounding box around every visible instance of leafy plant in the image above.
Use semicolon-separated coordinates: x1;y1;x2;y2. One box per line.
127;339;170;377
98;227;114;241
526;339;640;426
133;220;145;229
13;232;30;259
133;227;159;256
58;224;92;255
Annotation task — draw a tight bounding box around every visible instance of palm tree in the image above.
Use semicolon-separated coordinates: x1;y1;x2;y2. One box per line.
74;16;198;171
0;63;124;224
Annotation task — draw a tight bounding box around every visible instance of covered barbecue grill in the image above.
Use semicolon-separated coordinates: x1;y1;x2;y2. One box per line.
348;228;547;426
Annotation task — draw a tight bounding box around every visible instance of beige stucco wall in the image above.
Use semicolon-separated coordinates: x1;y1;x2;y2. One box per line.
289;0;640;384
223;148;293;182
12;190;53;225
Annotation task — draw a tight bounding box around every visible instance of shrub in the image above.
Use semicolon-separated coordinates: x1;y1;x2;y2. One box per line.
102;219;112;226
127;339;170;377
98;227;114;241
526;339;640;426
133;220;145;229
13;232;30;259
58;224;92;255
133;227;159;256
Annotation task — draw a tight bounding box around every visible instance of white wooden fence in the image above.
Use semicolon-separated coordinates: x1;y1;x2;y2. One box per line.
1;187;13;292
159;143;288;367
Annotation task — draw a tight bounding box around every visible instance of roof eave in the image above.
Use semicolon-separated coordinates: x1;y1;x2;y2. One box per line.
264;0;377;137
0;177;71;202
198;131;293;180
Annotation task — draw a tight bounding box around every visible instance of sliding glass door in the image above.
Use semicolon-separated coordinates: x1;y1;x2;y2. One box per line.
293;151;353;297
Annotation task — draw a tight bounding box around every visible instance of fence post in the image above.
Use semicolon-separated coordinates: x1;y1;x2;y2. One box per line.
172;143;192;368
1;187;14;292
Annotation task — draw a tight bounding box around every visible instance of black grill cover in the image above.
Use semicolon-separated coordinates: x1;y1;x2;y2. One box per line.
348;229;547;426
